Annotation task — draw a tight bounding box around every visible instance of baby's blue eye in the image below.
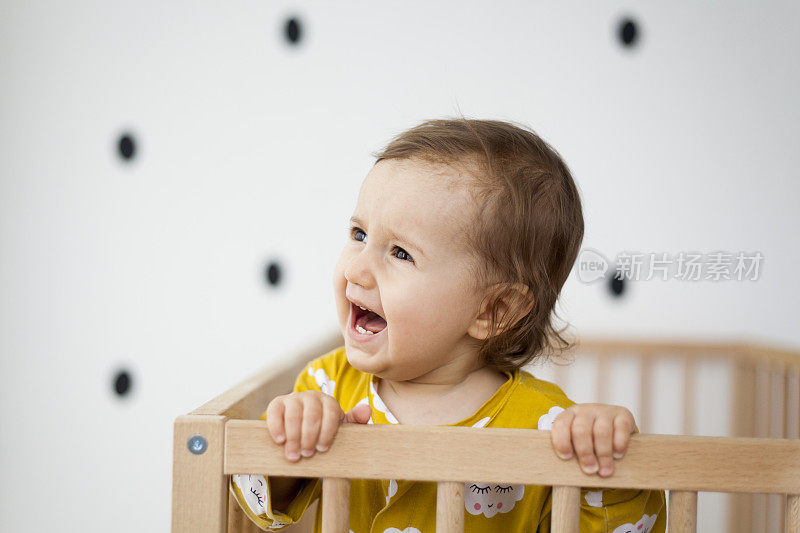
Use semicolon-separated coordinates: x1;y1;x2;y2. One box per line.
349;226;414;264
394;247;414;263
350;226;367;243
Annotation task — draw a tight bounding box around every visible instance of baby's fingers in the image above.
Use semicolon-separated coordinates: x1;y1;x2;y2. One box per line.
299;396;324;458
613;412;635;459
571;414;599;475
314;398;343;453
550;410;575;460
266;397;287;445
593;417;615;477
282;398;304;462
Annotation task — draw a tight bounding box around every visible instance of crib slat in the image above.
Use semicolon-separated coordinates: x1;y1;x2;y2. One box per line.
788;494;800;532
639;355;652;434
787;366;800;439
754;494;769;533
668;490;697;533
756;364;770;437
755;364;770;532
596;353;609;405
772;364;787;532
321;478;349;533
551;486;580;532
729;356;755;533
436;481;464;532
771;363;786;439
778;494;787;533
227;489;262;533
682;357;696;435
734;358;756;438
553;361;567;395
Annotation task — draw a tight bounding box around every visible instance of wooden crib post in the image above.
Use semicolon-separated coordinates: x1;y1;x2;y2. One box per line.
668;490;698;533
321;477;350;533
551;486;580;532
789;367;800;533
171;414;228;533
436;481;465;532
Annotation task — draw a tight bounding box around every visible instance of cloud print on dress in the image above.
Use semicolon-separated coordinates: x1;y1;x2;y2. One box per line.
382;528;421;533
537;405;566;430
308;366;336;396
611;513;658;533
585;489;604;508
385;478;398;505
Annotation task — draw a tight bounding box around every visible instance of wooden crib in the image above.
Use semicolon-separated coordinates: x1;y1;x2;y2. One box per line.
171;335;800;532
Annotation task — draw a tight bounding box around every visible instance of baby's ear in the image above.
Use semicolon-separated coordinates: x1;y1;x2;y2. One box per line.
468;282;534;340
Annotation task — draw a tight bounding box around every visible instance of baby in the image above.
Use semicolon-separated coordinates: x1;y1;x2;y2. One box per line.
230;118;665;532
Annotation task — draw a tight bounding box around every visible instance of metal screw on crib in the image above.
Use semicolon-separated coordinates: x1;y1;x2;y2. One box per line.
187;434;208;455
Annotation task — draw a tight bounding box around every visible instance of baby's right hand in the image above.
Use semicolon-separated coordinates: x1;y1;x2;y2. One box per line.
265;391;373;462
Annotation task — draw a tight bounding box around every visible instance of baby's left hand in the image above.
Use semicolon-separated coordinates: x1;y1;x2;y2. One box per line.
550;403;638;477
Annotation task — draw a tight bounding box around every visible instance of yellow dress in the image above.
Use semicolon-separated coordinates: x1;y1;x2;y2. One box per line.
230;347;666;532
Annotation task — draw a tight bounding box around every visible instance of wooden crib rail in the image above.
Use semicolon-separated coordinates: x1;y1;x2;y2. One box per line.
225;422;800;494
172;336;800;532
224;421;800;532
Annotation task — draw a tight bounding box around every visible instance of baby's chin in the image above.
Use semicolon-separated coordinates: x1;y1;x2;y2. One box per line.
344;343;388;375
344;347;428;383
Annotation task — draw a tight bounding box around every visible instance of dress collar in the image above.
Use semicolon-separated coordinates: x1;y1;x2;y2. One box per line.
366;369;519;427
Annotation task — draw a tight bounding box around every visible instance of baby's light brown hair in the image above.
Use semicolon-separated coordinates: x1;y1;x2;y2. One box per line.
371;116;584;372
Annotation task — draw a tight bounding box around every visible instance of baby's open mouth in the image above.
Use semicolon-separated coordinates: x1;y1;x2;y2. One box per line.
352;302;387;335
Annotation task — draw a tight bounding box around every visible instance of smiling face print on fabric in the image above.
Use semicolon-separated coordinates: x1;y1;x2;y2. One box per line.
462;415;525;517
465;482;526;518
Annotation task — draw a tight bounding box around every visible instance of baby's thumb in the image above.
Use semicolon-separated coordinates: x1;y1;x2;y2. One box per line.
342;403;373;425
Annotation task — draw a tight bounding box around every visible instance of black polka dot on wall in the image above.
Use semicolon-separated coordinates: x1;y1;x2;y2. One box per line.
609;272;626;297
617;17;639;47
284;17;302;45
265;261;282;286
117;133;136;161
113;369;133;397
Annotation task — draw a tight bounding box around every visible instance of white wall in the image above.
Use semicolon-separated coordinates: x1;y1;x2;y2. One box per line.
1;1;798;531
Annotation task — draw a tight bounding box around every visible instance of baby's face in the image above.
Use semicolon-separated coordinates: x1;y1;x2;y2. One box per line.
333;158;488;381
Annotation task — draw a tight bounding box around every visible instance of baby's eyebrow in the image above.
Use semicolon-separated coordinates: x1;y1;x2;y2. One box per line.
349;216;427;259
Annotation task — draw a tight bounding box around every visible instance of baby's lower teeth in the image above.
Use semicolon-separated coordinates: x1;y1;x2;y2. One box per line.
355;324;374;335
